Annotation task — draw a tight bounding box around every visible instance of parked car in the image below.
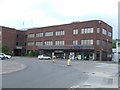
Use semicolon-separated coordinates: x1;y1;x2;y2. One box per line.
38;55;51;60
0;54;5;60
0;53;12;59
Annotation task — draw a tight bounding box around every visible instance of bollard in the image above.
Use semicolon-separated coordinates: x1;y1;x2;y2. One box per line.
67;59;71;66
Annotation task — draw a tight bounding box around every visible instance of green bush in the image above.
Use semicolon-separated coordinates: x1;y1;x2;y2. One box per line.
27;50;39;57
5;52;14;56
2;46;9;54
34;51;39;57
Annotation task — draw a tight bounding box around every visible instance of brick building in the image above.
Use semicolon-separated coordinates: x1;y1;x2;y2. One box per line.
0;26;26;56
0;20;113;61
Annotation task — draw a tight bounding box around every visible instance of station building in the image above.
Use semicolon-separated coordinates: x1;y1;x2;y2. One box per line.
26;20;112;61
0;20;113;61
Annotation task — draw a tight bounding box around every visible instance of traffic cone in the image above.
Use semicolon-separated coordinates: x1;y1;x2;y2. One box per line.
67;59;71;66
52;59;55;63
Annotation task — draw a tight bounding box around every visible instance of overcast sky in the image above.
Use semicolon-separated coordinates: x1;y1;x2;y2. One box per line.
0;0;119;39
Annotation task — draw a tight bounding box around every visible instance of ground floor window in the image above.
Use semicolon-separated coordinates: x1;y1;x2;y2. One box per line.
38;50;94;60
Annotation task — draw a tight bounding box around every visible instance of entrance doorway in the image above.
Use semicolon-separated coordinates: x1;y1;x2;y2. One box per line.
14;49;22;56
54;53;64;59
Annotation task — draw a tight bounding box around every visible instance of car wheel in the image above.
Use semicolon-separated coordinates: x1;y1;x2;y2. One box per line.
1;57;4;60
6;57;9;59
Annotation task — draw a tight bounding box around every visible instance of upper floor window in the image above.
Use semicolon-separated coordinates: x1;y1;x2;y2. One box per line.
73;29;78;35
102;40;107;46
81;39;93;45
27;42;34;46
36;32;43;37
55;40;64;46
36;41;43;46
81;28;94;34
102;29;107;35
108;31;112;37
73;40;78;45
108;42;112;47
96;40;100;45
16;34;19;38
97;28;100;33
56;30;64;36
16;42;18;45
45;32;53;37
27;34;34;38
45;41;53;46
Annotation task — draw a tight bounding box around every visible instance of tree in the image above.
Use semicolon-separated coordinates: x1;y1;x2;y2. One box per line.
2;46;9;53
112;40;116;48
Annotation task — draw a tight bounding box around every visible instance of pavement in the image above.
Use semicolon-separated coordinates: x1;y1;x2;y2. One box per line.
0;58;27;74
51;60;119;88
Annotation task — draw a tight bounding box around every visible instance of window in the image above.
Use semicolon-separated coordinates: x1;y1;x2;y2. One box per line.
81;28;94;34
73;40;78;45
36;32;43;37
81;29;84;34
45;32;53;37
97;28;100;33
73;29;78;35
108;31;112;37
81;39;93;45
36;42;43;46
102;29;107;35
102;40;107;46
16;34;19;38
56;30;64;36
55;40;64;45
96;40;100;45
16;42;18;45
108;42;112;47
27;34;34;38
45;41;53;46
27;42;34;46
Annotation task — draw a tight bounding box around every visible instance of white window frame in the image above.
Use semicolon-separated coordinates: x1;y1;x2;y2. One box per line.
45;41;53;46
45;32;53;37
55;40;64;46
27;42;34;46
27;34;35;38
36;41;43;46
56;30;65;36
97;28;100;33
102;29;107;35
36;32;43;37
73;29;78;35
73;40;78;45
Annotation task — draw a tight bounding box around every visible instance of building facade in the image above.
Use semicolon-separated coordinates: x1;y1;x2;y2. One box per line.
0;20;113;61
0;26;26;56
26;20;112;61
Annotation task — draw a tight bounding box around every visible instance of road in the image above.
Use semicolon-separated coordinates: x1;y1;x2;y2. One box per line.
2;57;118;88
2;57;88;88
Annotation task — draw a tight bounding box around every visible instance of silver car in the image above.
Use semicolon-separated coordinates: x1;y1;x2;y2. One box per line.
0;53;12;59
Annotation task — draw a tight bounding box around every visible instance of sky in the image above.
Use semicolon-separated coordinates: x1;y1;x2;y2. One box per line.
0;0;119;39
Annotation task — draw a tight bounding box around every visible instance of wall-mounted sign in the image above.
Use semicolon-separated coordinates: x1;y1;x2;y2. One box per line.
54;50;64;53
